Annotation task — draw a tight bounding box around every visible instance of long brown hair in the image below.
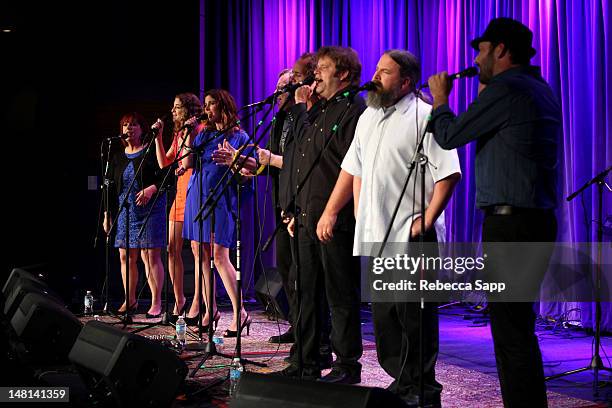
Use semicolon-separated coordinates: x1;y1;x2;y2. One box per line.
204;89;240;131
173;92;203;130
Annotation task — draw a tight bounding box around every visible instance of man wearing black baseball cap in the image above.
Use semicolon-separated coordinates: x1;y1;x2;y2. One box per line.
427;17;561;407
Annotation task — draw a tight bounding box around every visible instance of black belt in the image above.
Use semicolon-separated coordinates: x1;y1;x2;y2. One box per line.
484;205;551;216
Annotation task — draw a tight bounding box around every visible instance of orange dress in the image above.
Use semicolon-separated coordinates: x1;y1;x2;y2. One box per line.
169;134;193;222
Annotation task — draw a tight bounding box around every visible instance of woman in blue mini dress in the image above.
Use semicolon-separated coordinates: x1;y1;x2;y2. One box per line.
183;89;252;337
103;112;166;317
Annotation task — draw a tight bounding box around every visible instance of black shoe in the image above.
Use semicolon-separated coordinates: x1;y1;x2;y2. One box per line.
169;303;188;323
268;328;294;343
194;311;221;334
223;313;251;338
145;311;162;319
272;365;320;380
318;368;361;384
114;302;138;315
401;394;441;408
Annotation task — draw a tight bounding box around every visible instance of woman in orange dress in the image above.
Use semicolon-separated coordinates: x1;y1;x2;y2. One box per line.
154;93;203;320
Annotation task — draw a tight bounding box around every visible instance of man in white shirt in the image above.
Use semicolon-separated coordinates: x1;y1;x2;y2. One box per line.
318;50;461;407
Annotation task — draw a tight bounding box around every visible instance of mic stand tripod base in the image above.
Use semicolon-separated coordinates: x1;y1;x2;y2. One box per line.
189;341;237;377
160;311;170;325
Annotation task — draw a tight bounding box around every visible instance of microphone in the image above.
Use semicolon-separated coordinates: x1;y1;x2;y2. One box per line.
149;113;171;135
419;67;478;89
280;75;316;94
241;75;318;111
179;113;207;131
106;133;128;141
335;81;379;101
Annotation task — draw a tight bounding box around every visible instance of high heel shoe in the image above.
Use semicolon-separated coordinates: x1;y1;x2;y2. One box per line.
184;314;200;326
223;313;252;338
175;302;188;316
194;311;221;334
169;303;188;324
185;310;220;329
145;309;162;319
115;302;138;315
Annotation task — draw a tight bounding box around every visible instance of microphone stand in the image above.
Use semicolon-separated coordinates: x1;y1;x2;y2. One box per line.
128;133;199;340
92;137;122;321
377;92;432;408
545;165;612;397
188;103;274;381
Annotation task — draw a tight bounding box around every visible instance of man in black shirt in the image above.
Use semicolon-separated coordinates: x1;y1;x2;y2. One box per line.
268;54;318;344
279;46;366;384
428;18;561;407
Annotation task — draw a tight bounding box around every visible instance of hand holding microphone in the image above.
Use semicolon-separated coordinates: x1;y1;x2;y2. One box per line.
180;113;207;131
295;82;315;104
152;118;164;138
426;67;478;107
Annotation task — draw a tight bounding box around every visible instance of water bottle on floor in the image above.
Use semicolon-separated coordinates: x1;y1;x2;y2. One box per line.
84;291;94;316
212;335;224;352
228;357;243;397
176;315;186;349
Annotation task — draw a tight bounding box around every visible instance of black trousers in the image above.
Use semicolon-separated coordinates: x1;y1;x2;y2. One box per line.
290;227;362;375
371;228;442;401
483;210;557;408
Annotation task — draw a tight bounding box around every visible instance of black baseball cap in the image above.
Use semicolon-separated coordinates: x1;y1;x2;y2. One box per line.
471;17;536;59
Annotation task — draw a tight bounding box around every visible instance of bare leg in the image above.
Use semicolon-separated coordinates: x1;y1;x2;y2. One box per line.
188;241;216;322
200;242;217;325
168;221;186;314
142;248;164;315
213;244;246;331
118;248;139;312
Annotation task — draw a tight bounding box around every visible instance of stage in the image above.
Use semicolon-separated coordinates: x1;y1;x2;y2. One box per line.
73;303;609;407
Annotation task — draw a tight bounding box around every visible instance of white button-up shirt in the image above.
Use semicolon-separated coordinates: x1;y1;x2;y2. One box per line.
342;92;461;256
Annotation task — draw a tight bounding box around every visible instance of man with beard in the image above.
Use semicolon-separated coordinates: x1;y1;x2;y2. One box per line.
319;49;461;406
428;18;561;407
278;46;366;383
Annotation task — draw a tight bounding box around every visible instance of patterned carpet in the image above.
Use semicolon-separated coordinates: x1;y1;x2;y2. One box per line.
83;310;603;408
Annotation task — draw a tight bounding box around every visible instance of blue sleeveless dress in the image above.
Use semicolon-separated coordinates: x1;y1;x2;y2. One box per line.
182;129;253;248
115;149;167;249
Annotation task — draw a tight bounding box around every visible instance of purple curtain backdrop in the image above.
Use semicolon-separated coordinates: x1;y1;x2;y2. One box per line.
199;0;611;330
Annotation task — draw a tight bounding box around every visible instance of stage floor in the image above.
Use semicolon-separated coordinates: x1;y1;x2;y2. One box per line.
79;303;610;407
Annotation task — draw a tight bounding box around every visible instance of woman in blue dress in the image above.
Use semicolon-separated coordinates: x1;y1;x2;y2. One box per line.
183;89;252;337
103;112;166;318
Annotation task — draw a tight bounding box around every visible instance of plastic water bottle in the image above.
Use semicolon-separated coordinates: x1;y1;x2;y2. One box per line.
212;336;224;352
228;358;243;397
84;291;94;315
176;316;186;349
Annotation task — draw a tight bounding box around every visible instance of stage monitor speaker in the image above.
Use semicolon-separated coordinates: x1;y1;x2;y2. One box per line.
3;278;63;321
68;320;188;407
2;268;46;296
231;372;406;408
10;291;82;364
2;268;48;313
254;267;289;321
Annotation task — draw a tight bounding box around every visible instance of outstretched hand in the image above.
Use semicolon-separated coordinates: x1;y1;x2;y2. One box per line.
211;139;237;166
